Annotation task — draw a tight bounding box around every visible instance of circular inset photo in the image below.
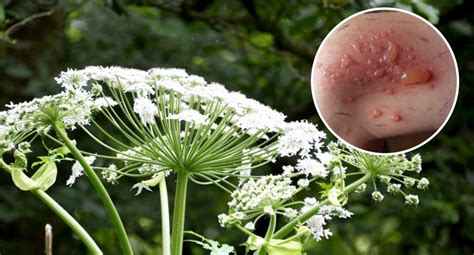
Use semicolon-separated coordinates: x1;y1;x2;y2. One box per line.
311;8;458;154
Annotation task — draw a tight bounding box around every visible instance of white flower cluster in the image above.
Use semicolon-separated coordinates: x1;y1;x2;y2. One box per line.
218;173;297;227
302;198;353;241
66;156;96;186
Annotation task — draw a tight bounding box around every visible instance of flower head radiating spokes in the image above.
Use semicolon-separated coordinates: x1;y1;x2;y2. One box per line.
50;66;327;184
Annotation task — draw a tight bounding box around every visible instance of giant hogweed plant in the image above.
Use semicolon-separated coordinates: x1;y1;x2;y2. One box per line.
0;67;429;255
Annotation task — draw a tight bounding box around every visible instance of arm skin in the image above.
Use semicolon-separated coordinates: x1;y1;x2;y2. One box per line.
312;10;457;152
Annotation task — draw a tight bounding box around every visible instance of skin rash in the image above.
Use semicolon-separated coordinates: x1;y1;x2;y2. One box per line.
312;11;456;152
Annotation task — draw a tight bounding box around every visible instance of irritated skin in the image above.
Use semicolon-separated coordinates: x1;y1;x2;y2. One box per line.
312;11;456;152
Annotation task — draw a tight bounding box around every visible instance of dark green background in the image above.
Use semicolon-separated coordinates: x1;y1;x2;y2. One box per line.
0;0;472;254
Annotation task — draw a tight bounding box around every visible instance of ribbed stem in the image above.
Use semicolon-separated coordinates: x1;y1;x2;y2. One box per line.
171;172;189;255
159;177;171;255
53;125;133;255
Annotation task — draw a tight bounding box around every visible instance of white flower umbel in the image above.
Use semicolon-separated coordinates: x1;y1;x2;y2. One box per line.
220;174;297;227
277;120;326;158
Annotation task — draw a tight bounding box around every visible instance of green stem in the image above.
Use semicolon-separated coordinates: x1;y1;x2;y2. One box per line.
256;213;277;255
273;173;372;239
0;161;102;254
53;125;133;255
159;177;171;255
34;190;103;254
171;172;189;255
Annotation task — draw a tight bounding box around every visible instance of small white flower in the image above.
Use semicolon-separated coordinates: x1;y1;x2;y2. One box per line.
372;191;384;202
133;97;157;125
387;183;401;194
296;157;328;178
283;208;298;219
168;109;208;125
306;215;332;241
125;82;154;96
218;213;230;227
417;178;429;190
405;194;419;205
264;206;275;215
102;164;118;184
297;178;310;187
67;156;96;186
404;177;416;188
282;165;295;175
244;222;255;230
355;183;367;193
277;120;325;157
301;197;319;214
94;97;118;109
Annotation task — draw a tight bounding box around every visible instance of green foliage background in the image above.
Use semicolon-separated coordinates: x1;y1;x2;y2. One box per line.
0;0;472;254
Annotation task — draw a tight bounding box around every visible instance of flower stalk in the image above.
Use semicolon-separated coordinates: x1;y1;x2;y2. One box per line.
171;172;189;255
159;177;171;255
273;173;372;239
53;124;133;255
256;213;277;255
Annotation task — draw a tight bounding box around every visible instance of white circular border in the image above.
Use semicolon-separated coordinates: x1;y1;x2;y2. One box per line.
310;7;460;156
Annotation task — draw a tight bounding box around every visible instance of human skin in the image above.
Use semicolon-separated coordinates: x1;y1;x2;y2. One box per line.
312;10;457;152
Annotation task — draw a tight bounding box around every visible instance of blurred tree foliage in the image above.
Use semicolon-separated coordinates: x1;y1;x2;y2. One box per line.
0;0;473;254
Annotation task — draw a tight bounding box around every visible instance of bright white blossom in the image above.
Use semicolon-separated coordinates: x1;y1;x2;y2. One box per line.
405;194;419;205
168;109;208;125
133;97;157;125
244;222;255;230
305;215;332;241
66;156;96;186
372;191;384;202
296;157;328;178
417;178;429;189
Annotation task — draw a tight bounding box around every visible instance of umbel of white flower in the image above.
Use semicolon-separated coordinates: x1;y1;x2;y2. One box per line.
47;66;326;184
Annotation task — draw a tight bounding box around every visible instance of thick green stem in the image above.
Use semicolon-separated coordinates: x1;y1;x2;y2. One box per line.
53;125;133;255
159;177;171;255
256;213;277;255
273;173;372;239
171;172;189;255
0;161;102;254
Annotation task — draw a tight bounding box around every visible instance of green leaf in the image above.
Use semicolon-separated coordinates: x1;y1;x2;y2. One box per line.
185;231;235;255
317;182;333;198
412;0;439;24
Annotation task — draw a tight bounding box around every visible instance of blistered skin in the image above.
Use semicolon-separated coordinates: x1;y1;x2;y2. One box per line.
313;11;456;152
